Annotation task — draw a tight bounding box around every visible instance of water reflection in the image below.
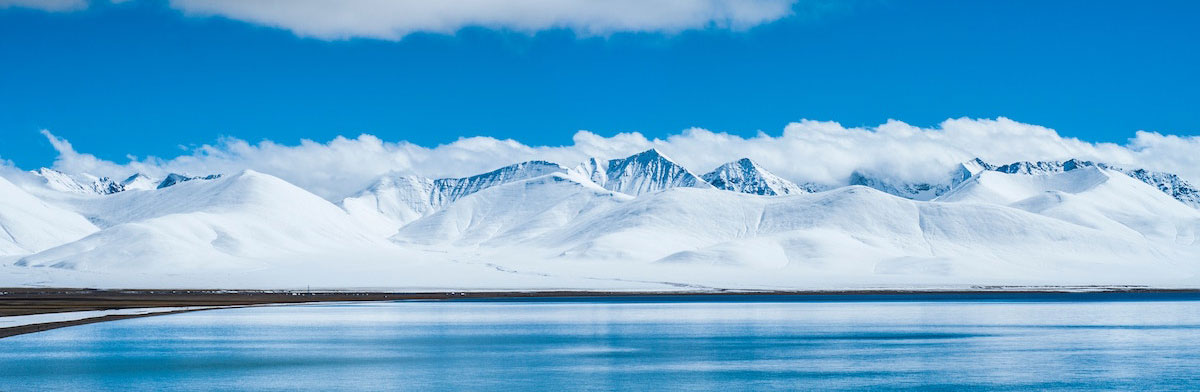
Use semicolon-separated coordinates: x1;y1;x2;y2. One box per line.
2;297;1199;391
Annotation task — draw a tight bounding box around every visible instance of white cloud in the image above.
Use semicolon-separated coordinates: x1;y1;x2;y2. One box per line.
24;118;1200;201
164;0;798;40
0;0;86;12
8;0;813;40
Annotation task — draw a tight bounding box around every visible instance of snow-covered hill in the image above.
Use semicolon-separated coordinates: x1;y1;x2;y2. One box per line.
15;170;388;270
0;176;98;255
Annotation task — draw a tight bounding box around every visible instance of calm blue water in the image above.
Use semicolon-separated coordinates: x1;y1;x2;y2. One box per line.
3;294;1200;391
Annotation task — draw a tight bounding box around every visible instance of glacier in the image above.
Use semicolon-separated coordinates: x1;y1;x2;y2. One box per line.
2;150;1199;290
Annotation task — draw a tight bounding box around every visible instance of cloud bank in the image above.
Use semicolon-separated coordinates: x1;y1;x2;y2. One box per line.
3;0;798;40
0;0;86;12
167;0;798;40
22;118;1200;200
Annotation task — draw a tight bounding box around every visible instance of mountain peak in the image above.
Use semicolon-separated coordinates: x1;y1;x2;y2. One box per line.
120;173;158;191
636;147;663;156
702;158;804;196
601;149;710;196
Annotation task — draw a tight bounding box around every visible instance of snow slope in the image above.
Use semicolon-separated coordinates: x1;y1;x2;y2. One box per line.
16;170;389;270
0;176;99;255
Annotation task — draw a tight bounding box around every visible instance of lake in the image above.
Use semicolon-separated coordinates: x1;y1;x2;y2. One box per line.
3;294;1200;391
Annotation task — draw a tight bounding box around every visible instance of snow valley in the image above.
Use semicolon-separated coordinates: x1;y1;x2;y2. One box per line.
2;147;1199;290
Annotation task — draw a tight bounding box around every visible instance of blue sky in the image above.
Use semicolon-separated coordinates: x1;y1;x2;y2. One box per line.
1;0;1198;170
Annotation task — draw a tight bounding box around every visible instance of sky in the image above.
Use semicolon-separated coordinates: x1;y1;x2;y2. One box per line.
1;0;1198;198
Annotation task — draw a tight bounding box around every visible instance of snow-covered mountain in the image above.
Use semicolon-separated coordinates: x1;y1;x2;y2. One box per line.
393;171;630;248
847;157;1200;209
571;157;610;188
702;158;806;196
1119;168;1200;209
955;158;996;183
848;171;951;201
30;168;224;195
987;159;1200;209
345;150;708;236
845;158;996;201
3;150;1200;289
31;168;91;194
394;175;1187;276
992;159;1081;175
429;161;566;205
120;173;158;191
938;166;1200;244
31;168;128;195
157;173;221;189
341;161;568;236
593;149;712;196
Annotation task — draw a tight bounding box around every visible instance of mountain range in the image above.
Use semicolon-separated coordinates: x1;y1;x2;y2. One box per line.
2;149;1198;289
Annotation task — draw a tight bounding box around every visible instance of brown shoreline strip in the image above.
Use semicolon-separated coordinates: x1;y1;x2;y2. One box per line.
3;287;1200;340
0;308;212;339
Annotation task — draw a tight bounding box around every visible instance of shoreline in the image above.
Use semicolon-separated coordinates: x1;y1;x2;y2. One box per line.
4;287;1200;340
